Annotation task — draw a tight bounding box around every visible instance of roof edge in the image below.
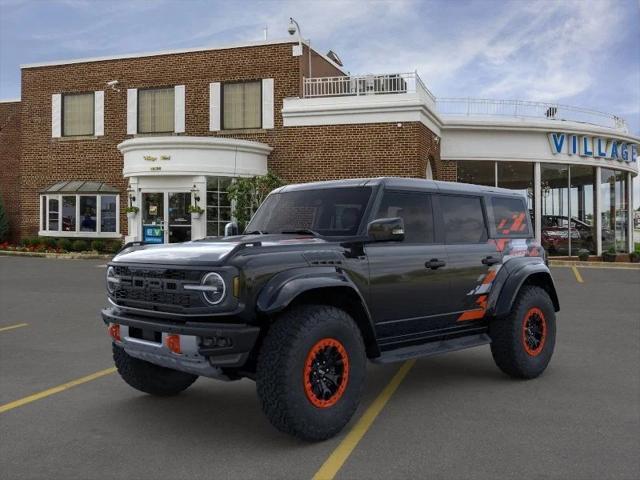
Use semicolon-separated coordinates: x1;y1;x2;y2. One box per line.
20;37;324;69
0;98;21;103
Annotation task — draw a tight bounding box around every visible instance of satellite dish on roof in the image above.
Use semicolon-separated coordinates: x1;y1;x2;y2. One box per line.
326;50;343;67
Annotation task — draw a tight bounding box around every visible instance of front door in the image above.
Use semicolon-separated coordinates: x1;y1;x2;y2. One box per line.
366;190;450;342
141;192;192;244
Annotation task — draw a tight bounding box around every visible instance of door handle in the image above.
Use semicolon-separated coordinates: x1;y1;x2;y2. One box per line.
425;258;446;269
482;256;501;266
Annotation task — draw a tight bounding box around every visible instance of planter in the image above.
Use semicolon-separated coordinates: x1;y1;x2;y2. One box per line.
191;212;202;220
630;253;640;263
603;253;630;262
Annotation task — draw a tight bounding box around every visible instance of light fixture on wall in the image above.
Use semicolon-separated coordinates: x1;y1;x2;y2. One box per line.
126;187;136;204
191;185;200;203
288;17;312;78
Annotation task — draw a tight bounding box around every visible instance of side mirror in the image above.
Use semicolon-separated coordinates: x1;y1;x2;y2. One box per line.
224;222;239;237
367;217;405;242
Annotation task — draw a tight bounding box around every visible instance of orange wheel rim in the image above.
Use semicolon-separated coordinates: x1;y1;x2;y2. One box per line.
522;307;547;357
303;338;350;408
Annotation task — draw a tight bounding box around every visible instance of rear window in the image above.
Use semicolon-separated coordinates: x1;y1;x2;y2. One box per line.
491;197;531;236
440;195;488;244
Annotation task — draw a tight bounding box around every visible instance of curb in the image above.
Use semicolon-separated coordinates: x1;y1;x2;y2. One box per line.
550;260;640;270
0;250;113;260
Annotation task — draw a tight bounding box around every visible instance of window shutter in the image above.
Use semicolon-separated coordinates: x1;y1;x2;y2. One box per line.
174;85;185;133
94;91;104;136
51;94;62;138
127;88;137;135
209;82;221;131
262;78;274;129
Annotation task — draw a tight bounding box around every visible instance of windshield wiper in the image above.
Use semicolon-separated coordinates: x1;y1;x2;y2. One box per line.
280;229;320;237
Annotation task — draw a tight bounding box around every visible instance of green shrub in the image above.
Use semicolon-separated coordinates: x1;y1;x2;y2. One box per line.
20;237;36;247
106;240;122;254
57;238;73;252
0;195;9;243
91;239;105;252
40;237;58;249
577;249;589;261
71;239;89;252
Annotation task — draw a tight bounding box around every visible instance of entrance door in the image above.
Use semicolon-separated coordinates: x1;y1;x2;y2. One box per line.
167;192;191;243
141;192;192;244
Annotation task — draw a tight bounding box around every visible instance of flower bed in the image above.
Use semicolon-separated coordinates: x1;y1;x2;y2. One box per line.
0;237;122;255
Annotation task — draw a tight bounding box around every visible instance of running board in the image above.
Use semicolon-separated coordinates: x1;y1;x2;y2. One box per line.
372;333;491;364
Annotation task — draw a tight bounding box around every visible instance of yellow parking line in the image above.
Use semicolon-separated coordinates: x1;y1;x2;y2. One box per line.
312;359;416;480
0;323;28;333
571;265;584;283
0;367;116;414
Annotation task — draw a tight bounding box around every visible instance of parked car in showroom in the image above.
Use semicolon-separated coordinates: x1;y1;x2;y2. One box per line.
102;178;559;441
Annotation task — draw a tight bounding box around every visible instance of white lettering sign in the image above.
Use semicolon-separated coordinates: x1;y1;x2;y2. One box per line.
548;132;637;163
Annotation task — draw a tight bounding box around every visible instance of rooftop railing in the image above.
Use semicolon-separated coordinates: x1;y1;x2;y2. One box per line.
303;72;436;102
436;98;628;132
301;73;628;132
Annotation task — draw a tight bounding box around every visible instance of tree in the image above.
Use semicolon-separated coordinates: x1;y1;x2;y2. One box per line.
0;194;9;243
227;172;285;230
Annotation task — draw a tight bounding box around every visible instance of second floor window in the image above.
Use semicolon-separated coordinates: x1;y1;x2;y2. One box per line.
138;87;174;133
223;81;261;129
63;92;94;136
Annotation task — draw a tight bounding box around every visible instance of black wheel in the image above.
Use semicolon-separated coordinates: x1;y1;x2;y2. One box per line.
489;285;556;379
113;344;198;396
256;304;366;441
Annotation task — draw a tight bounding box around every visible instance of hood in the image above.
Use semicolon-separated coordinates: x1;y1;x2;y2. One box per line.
112;234;329;266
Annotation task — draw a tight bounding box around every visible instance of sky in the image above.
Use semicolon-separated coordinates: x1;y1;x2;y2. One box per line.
0;0;638;204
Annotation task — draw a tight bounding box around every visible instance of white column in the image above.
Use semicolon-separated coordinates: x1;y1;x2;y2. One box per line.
51;94;62;138
534;162;541;243
262;78;274;129
595;167;602;256
174;85;185;133
209;83;221;131
94;91;104;136
627;172;633;253
125;177;140;243
191;175;207;240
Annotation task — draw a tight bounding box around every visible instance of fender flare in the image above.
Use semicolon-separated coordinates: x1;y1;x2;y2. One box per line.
492;261;560;318
256;266;379;357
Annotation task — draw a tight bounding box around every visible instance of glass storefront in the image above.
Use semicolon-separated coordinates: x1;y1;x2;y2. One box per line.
601;169;628;253
458;160;632;256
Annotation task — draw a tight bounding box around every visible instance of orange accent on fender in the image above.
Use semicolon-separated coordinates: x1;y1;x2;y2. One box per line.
457;295;488;321
303;338;350;408
165;334;181;354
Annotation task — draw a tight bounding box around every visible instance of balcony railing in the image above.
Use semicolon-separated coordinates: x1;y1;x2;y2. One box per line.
301;73;628;132
436;98;628;132
303;72;435;101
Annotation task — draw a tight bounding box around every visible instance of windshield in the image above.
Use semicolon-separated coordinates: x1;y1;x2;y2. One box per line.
246;187;373;237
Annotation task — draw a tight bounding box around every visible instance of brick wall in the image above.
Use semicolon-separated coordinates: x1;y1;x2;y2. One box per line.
0;101;21;241
16;41;441;240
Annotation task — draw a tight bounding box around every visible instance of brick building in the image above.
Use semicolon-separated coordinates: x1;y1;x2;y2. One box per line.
0;38;637;254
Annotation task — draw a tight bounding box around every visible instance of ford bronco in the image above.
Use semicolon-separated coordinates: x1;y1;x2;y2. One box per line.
102;178;559;441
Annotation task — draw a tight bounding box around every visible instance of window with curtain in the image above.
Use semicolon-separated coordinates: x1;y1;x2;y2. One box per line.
223;81;261;129
63;93;94;136
138;88;175;133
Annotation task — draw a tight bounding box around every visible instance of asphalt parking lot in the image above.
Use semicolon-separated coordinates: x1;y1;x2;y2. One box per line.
1;256;639;480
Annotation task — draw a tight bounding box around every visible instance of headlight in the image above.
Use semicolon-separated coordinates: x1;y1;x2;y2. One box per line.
185;272;226;305
106;266;119;294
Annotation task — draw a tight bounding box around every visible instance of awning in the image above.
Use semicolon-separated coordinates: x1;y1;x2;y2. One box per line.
40;181;120;194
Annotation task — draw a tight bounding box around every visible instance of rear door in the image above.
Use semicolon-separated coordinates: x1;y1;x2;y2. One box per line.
365;190;450;340
436;193;499;323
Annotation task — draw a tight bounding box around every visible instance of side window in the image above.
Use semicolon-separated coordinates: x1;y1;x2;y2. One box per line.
491;196;531;236
440;195;487;244
374;191;434;243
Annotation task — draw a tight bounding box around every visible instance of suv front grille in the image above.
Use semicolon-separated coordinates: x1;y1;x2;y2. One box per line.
111;266;205;312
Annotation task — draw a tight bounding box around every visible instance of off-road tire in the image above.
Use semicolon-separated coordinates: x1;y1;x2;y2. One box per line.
113;344;198;396
256;304;366;441
489;285;556;379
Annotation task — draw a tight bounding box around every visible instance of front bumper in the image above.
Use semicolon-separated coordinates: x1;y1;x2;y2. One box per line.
102;307;260;377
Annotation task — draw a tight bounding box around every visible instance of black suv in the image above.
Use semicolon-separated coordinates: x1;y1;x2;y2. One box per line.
102;178;559;441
